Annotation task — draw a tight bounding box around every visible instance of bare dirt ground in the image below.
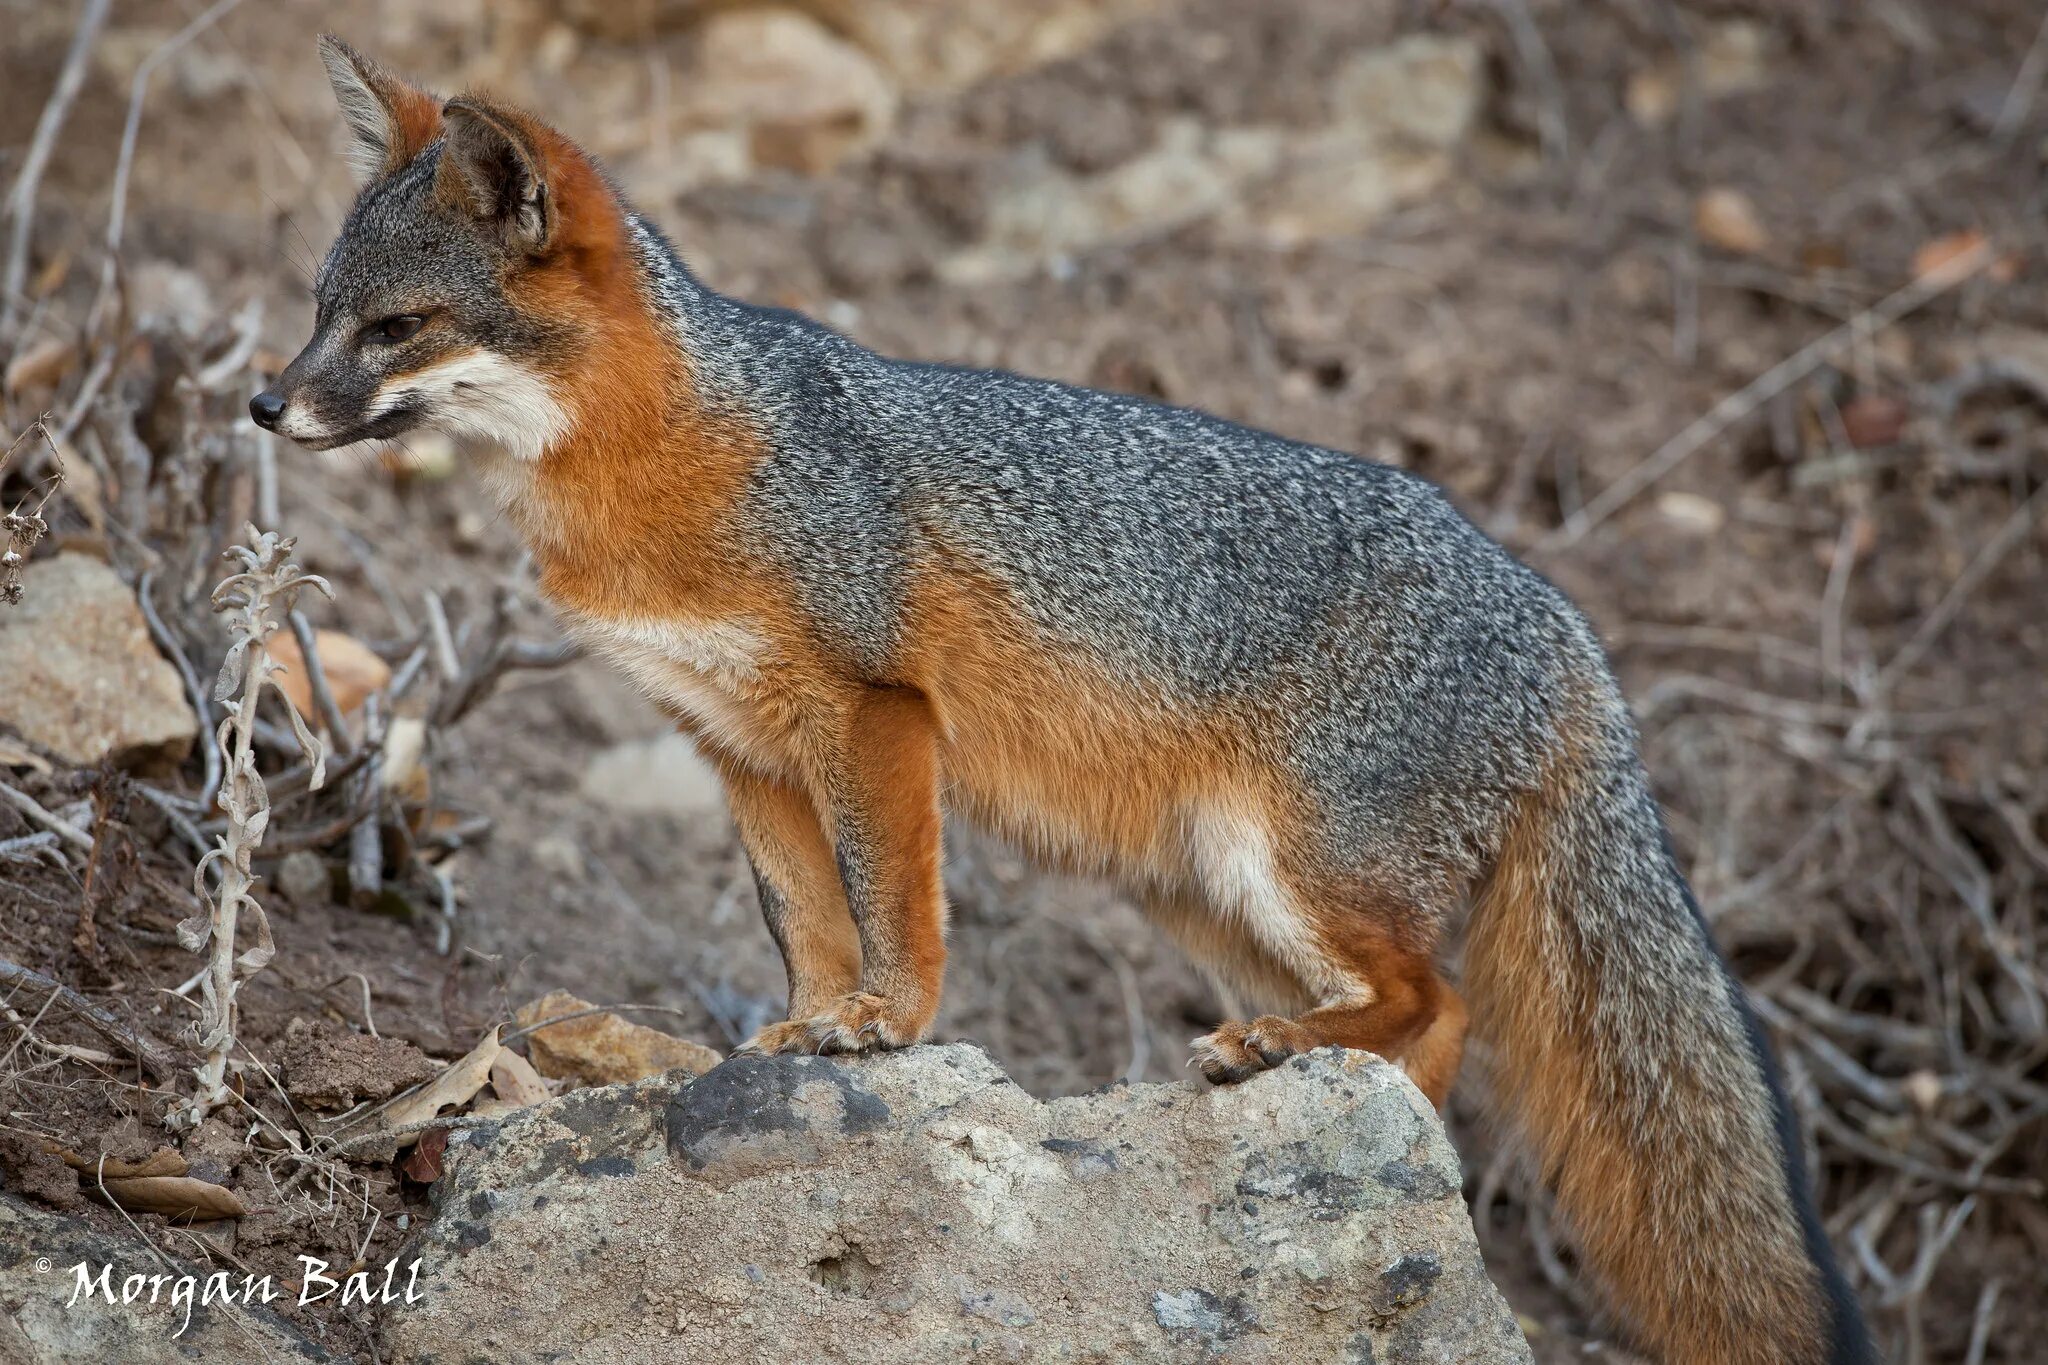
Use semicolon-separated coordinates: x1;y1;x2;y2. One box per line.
3;1;2045;1361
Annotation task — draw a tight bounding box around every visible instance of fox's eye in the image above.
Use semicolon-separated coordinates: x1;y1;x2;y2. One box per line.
363;314;425;345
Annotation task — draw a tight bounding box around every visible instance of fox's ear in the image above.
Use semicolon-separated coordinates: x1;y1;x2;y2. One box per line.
318;35;440;183
436;99;552;253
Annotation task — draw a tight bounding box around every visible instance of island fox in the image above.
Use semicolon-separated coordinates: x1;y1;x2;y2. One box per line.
252;37;1873;1365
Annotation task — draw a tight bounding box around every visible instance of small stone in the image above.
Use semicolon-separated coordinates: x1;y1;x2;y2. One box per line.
1838;393;1910;449
274;850;331;907
515;990;722;1088
1625;69;1678;128
0;553;198;768
1654;492;1726;534
580;732;727;820
1694;187;1770;256
531;833;587;881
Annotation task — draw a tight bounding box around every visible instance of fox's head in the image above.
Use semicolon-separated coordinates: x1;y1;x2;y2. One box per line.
252;37;635;461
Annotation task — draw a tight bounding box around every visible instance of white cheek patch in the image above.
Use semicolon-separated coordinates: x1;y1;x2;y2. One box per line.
372;349;572;464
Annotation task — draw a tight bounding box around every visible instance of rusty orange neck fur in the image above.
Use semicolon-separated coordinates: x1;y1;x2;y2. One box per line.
502;144;764;626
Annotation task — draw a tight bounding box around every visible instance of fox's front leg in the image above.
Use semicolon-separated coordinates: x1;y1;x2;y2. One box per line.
713;751;864;1038
732;688;947;1056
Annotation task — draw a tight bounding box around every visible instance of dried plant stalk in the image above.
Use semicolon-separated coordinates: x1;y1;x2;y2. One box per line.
170;525;329;1131
1;421;63;606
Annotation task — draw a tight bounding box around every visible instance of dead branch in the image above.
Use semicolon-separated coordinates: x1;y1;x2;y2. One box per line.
0;958;178;1081
0;0;111;342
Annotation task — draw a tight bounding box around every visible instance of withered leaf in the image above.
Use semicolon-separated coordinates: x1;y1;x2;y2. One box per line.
59;1147;187;1179
398;1126;449;1184
93;1175;246;1222
379;1027;502;1131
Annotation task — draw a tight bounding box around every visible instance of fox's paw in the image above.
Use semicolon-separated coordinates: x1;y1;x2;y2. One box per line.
738;992;930;1058
1189;1015;1318;1084
733;1018;819;1057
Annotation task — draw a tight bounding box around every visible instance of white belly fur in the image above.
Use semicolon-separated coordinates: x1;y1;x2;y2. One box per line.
564;612;772;762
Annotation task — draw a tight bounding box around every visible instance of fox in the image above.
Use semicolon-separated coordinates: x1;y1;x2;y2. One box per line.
252;36;1873;1365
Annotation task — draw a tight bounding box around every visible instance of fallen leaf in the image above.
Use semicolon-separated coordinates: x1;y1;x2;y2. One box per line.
59;1147;187;1179
489;1050;550;1108
398;1126;449;1184
379;1027;502;1131
3;336;77;398
1911;230;1993;283
264;630;392;723
1838;393;1909;448
92;1175;246;1222
1694;188;1769;255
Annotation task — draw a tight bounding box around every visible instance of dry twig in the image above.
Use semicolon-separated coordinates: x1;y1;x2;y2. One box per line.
0;0;111;341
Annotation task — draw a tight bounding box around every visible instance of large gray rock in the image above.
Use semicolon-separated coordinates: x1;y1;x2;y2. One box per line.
389;1044;1530;1364
0;1195;332;1363
0;553;197;769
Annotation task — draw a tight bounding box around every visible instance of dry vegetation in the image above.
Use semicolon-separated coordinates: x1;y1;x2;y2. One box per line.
1;1;2045;1362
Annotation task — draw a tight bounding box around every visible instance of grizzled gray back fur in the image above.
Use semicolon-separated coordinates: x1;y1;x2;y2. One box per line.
629;216;1608;910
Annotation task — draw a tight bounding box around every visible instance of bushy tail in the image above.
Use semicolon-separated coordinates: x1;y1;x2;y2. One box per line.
1466;715;1872;1365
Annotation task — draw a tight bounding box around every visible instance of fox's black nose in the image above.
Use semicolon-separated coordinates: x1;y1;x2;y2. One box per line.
249;390;286;430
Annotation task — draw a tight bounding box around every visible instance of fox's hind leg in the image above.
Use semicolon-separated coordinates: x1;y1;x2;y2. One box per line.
1175;804;1467;1104
1189;931;1465;1108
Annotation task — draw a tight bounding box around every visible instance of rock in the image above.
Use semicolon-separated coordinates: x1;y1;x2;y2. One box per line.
262;628;391;725
809;0;1166;93
386;1045;1531;1364
0;1195;334;1362
944;33;1482;279
273;849;333;907
579;730;727;819
277;1018;441;1111
0;553;197;769
1626;19;1772;130
541;0;711;41
515;990;723;1087
0;1131;79;1210
681;9;898;176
